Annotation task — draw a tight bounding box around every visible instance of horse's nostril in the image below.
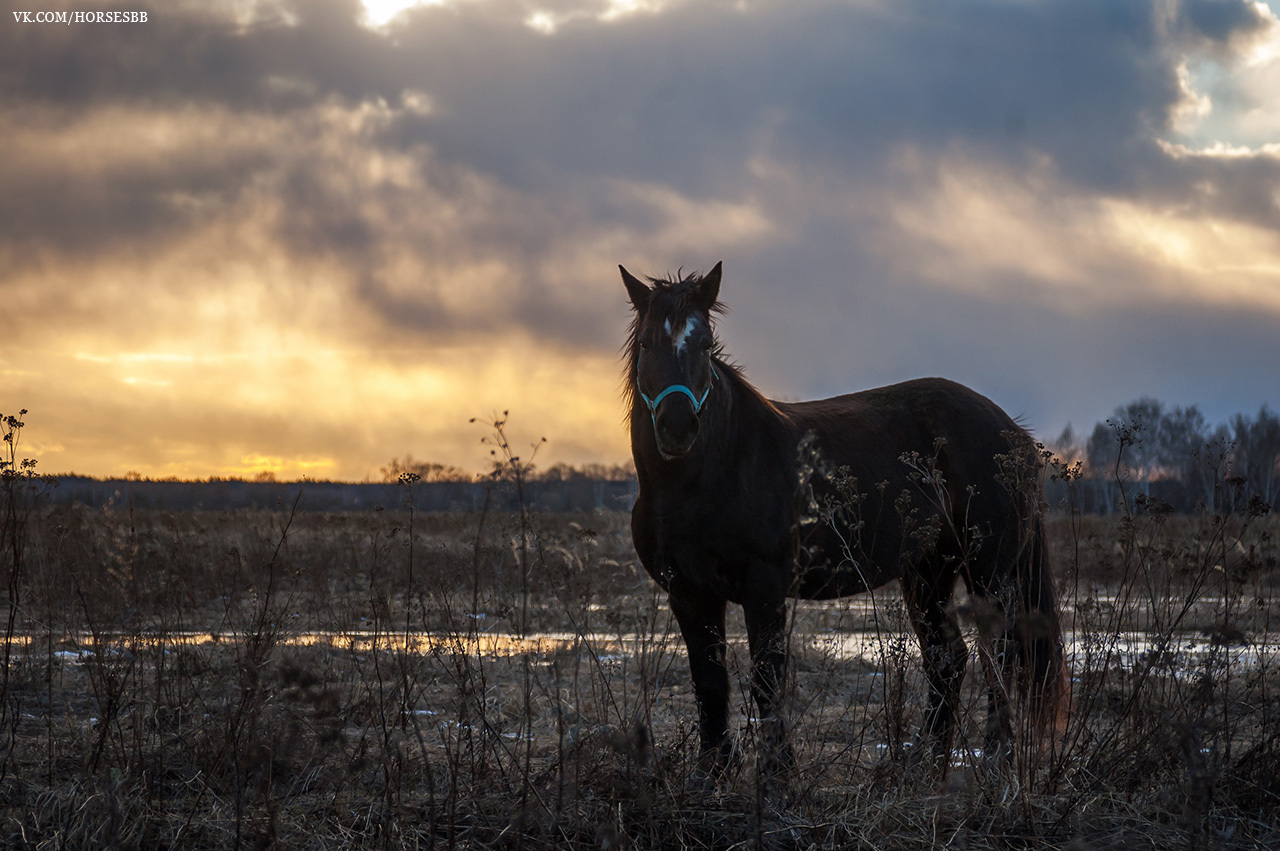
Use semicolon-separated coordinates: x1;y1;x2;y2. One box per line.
655;399;700;455
660;420;693;440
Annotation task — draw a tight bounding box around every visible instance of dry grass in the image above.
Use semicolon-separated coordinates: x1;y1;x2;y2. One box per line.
1;475;1278;848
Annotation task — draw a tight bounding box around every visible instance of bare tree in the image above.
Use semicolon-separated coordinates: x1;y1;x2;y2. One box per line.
1157;405;1208;509
1114;398;1164;498
1230;405;1280;510
1086;421;1121;515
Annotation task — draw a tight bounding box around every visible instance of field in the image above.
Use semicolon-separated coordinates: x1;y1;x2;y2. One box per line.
2;482;1279;849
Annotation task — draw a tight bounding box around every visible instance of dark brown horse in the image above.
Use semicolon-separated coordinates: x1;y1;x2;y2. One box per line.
621;261;1065;779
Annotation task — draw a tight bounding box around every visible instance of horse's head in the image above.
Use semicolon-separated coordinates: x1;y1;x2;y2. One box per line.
621;261;722;460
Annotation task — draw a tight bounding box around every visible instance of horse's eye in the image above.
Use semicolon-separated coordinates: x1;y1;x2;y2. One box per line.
638;341;648;351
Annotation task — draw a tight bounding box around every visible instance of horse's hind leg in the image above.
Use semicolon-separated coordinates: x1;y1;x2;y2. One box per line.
902;565;966;766
743;582;794;781
976;636;1013;762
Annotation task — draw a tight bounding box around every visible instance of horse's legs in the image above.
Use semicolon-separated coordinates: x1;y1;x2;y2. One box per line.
976;639;1013;761
669;591;732;774
902;566;966;765
743;586;794;778
964;562;1022;762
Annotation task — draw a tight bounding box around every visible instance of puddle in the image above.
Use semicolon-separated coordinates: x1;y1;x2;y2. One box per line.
5;629;679;664
9;627;1278;674
811;629;1280;674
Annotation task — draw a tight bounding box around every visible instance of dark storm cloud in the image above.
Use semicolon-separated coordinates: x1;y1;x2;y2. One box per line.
0;0;405;108
5;0;1275;260
376;0;1269;198
0;117;271;257
377;0;1154;194
353;0;1280;356
1177;0;1271;45
0;0;1264;215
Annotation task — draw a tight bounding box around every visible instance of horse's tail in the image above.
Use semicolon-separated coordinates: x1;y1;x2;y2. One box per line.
1009;516;1068;736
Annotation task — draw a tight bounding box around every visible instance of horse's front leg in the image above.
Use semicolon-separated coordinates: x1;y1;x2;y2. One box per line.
669;590;731;778
743;579;794;781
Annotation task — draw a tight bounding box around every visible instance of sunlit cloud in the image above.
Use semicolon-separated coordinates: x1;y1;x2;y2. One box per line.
359;0;452;29
523;0;676;34
599;0;674;23
887;153;1086;290
886;153;1280;315
1163;1;1280;146
1103;200;1280;308
1159;138;1280;157
609;181;774;255
1171;59;1214;135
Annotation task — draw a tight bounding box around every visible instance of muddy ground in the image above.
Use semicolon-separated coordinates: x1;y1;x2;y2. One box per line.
1;505;1278;848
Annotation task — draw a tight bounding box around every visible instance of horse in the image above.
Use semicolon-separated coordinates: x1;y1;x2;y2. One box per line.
620;261;1065;781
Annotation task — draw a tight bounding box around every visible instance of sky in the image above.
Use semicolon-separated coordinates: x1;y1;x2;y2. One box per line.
2;0;1280;481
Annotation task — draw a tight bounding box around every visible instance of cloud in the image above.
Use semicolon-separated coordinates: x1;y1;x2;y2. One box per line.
881;150;1280;315
2;0;1279;477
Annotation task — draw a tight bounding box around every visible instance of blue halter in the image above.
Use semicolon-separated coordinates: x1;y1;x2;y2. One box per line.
638;366;718;417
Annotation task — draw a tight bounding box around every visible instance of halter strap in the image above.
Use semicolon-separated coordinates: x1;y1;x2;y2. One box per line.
638;366;718;415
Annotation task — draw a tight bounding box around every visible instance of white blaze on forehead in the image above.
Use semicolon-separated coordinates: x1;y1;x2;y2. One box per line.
664;315;700;354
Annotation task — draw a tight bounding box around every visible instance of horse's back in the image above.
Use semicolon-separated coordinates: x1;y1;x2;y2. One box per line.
777;377;1024;476
778;377;1035;596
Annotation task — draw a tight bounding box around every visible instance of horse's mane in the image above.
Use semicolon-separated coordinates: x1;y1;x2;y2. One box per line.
621;268;778;421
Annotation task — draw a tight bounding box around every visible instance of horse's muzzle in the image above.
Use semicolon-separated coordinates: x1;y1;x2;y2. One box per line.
654;397;700;458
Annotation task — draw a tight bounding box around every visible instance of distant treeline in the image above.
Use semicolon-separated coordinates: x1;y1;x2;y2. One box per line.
1044;398;1279;515
48;473;640;513
32;399;1280;516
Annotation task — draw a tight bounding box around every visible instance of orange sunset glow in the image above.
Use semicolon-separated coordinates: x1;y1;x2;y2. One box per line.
4;0;1280;480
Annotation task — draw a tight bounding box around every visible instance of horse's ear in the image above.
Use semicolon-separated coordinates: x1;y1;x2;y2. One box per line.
620;265;650;314
698;261;722;311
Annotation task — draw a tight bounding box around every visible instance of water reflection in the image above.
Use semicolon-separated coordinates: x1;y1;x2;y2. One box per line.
812;630;1280;671
15;627;1279;672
